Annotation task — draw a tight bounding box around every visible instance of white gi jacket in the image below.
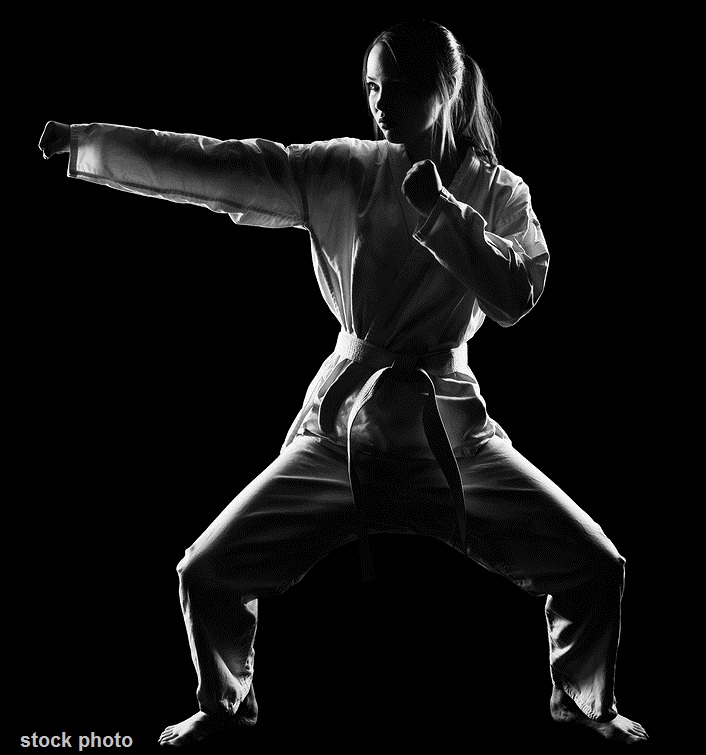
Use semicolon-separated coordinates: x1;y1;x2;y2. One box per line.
68;125;549;461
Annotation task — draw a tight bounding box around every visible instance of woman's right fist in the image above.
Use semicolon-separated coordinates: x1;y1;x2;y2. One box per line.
39;121;70;159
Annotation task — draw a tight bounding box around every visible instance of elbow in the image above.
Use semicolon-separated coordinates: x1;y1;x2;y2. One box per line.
496;269;540;324
496;302;534;328
467;243;548;326
505;284;538;325
492;260;547;326
482;282;540;327
496;309;531;328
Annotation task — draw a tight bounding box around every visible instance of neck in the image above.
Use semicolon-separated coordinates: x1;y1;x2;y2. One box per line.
404;131;435;165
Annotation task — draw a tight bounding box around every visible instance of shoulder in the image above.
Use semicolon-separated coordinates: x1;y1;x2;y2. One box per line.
288;138;386;192
470;155;532;212
293;136;381;154
475;156;526;195
290;137;384;169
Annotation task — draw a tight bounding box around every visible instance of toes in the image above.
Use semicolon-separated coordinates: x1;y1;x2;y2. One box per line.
629;721;648;737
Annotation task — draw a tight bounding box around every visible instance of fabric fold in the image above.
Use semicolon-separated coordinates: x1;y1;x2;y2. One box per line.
322;331;469;580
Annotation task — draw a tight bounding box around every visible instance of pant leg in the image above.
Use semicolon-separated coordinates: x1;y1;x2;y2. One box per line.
177;430;625;724
448;435;625;722
369;435;625;722
176;435;356;720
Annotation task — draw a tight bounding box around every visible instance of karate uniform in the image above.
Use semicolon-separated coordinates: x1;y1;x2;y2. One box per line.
68;124;625;724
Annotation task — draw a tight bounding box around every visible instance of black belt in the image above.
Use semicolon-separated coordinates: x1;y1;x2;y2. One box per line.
319;331;468;581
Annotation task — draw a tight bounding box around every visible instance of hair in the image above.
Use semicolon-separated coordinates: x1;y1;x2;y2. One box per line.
361;19;500;166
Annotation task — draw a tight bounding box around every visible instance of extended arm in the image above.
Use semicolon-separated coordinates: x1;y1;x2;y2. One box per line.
38;121;306;229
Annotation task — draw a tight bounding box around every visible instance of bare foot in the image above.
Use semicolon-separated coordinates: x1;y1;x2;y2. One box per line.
550;687;648;744
158;711;235;748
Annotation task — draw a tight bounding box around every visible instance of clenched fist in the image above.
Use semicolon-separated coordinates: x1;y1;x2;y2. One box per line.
39;121;71;159
401;159;443;217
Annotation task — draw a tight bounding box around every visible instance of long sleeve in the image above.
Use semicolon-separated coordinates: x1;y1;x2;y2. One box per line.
413;181;549;327
68;123;306;229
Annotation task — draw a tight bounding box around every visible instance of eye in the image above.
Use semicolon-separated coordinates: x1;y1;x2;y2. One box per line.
366;81;379;93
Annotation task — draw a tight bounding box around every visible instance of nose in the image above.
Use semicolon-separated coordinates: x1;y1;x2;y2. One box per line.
375;87;391;114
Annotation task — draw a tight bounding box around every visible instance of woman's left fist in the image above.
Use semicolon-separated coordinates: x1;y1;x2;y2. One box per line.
401;159;442;217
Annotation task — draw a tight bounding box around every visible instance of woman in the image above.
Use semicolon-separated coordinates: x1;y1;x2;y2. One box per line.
39;19;647;746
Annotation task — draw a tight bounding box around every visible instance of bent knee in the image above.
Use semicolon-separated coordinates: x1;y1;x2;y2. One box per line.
177;546;212;587
590;542;625;587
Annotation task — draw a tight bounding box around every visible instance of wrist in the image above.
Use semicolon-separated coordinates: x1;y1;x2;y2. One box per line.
55;122;71;154
408;187;441;218
416;187;442;217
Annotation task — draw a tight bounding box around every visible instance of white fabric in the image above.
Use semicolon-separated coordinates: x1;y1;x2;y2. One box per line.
69;126;549;458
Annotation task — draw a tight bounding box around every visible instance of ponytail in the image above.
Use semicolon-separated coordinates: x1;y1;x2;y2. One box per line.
457;54;501;166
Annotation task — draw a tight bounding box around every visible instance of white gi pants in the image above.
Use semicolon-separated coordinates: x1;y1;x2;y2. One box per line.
177;434;624;725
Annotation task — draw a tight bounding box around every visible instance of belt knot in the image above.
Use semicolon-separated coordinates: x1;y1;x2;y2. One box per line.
321;331;468;583
334;330;467;374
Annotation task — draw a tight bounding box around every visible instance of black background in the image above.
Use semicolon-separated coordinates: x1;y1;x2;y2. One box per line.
14;8;668;752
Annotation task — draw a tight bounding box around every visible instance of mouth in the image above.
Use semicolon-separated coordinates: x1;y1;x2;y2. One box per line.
378;120;395;131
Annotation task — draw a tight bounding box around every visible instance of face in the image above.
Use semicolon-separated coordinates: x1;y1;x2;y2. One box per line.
365;42;441;147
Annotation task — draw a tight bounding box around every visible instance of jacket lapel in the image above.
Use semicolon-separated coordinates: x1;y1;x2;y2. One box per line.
363;143;476;347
